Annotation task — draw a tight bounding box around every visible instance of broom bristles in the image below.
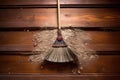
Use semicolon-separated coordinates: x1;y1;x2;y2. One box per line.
45;34;77;63
44;29;77;63
45;47;76;62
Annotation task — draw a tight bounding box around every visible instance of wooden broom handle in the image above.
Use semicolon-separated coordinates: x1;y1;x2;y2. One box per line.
57;0;61;30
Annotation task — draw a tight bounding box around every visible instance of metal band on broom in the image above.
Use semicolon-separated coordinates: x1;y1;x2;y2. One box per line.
44;0;77;63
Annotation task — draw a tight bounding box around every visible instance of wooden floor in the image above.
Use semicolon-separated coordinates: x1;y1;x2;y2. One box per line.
0;0;120;80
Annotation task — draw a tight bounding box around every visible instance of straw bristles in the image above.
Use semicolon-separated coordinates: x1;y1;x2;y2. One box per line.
45;47;76;62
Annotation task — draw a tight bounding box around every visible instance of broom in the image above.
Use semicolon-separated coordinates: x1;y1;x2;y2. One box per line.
44;0;77;63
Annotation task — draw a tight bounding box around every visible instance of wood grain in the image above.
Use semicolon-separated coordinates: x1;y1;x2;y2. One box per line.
0;8;120;28
0;31;120;51
0;0;120;5
0;74;120;80
0;32;33;51
0;0;120;79
0;55;120;74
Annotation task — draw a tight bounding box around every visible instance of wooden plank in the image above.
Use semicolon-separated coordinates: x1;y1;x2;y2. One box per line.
88;31;120;44
0;74;120;80
0;32;33;51
0;8;120;28
87;31;120;51
0;74;119;80
0;0;120;5
0;31;120;51
0;55;120;74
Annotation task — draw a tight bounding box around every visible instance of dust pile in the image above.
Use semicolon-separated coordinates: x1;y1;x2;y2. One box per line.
29;29;98;70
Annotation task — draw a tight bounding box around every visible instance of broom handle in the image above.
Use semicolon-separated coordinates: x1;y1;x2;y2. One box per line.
57;0;61;30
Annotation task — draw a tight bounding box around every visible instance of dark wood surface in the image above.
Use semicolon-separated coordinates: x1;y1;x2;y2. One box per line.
0;54;120;74
0;0;120;79
0;31;120;51
0;8;120;28
0;74;120;80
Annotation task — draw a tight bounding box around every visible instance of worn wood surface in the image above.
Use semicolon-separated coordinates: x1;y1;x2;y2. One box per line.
0;0;120;79
0;54;120;74
0;8;120;28
0;31;120;51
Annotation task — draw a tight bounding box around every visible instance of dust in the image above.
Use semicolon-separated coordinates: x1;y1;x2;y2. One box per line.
29;29;98;72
